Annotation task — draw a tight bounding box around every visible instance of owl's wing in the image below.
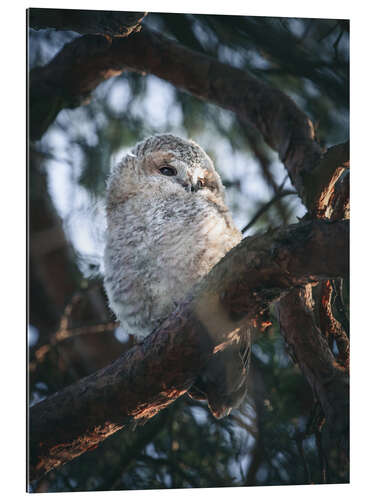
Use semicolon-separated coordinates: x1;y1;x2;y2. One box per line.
188;326;251;418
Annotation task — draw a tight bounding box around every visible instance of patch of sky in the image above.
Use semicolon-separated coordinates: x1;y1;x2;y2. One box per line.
132;76;181;131
145;443;161;459
191;19;216;49
252;344;270;364
287;18;305;38
114;326;130;344
189;405;208;426
217;45;246;69
28;28;79;68
106;79;132;114
28;324;39;347
247;49;272;70
30;382;49;406
44;128;107;275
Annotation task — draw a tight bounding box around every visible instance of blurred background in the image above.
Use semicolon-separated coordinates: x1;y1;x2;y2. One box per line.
28;12;349;491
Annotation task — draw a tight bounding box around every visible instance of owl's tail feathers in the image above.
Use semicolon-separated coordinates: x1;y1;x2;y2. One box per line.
187;327;251;419
206;378;248;419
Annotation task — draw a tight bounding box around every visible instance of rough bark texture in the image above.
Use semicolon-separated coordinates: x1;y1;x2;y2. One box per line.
29;219;348;480
303;141;349;217
278;286;348;423
318;280;349;370
29;26;322;201
277;286;349;465
29;23;348;220
29;22;350;216
275;116;349;476
29;21;350;218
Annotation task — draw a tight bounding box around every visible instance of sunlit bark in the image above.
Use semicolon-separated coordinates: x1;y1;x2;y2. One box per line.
29;218;348;480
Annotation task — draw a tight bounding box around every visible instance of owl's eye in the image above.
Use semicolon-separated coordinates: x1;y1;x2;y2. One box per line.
159;166;177;177
197;180;204;189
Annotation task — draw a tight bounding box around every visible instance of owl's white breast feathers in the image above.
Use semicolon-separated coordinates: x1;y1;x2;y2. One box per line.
104;134;241;340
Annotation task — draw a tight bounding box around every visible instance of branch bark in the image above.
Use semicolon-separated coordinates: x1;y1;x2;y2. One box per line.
277;286;349;463
29;23;349;218
318;280;349;369
274;118;349;473
29;25;322;195
29;218;348;480
303;141;349;218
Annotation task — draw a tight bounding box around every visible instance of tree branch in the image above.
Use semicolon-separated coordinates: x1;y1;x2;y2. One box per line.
29;25;322;195
239;120;290;225
318;280;349;370
275;138;349;466
28;8;146;37
277;286;349;460
29;23;348;219
303;141;349;218
241;188;296;234
29;218;348;481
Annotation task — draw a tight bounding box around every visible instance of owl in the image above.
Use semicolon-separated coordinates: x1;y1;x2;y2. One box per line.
104;134;250;418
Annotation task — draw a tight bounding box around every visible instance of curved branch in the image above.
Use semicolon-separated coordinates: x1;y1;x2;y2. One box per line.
29;218;348;481
29;23;348;216
29;25;322;196
303;141;349;218
277;286;349;461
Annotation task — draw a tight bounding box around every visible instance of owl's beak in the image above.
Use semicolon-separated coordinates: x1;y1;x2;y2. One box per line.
190;181;203;193
181;181;203;193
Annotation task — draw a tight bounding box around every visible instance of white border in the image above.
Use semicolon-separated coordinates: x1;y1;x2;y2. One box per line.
2;1;374;498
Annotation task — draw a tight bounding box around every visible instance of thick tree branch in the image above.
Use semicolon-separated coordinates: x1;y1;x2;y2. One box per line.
303;141;349;218
274;133;349;467
318;280;349;369
277;286;349;460
29;24;349;217
29;25;322;193
29;218;348;481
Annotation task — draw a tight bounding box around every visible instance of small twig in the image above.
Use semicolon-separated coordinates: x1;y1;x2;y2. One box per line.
32;320;120;365
240;121;291;225
242;188;296;234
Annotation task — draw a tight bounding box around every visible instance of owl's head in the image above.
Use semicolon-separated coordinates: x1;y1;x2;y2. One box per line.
106;134;226;208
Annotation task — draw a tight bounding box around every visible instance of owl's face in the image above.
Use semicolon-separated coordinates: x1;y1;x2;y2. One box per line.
107;134;226;208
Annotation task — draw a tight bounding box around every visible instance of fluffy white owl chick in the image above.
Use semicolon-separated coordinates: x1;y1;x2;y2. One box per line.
104;134;250;417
